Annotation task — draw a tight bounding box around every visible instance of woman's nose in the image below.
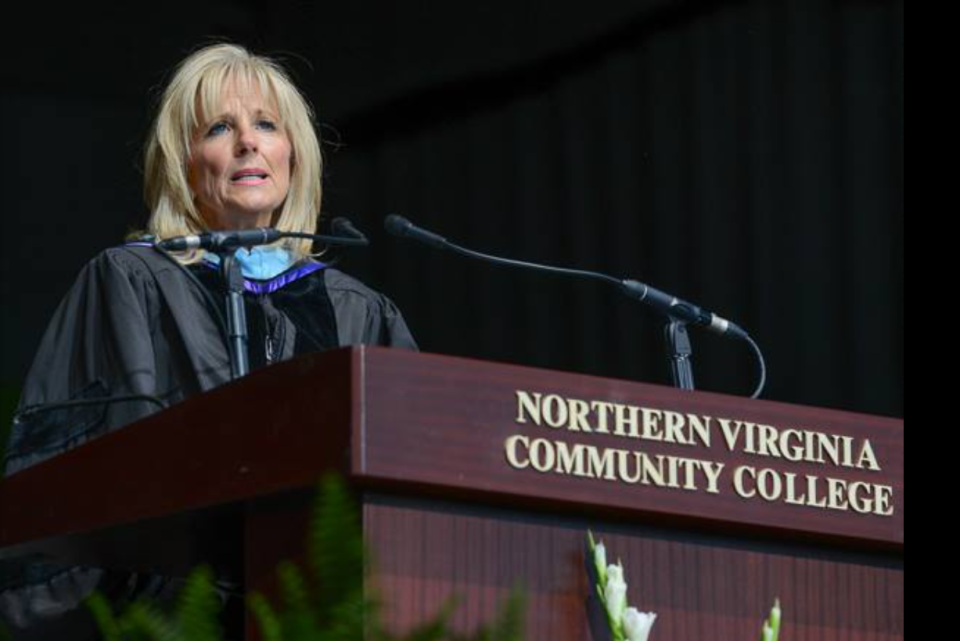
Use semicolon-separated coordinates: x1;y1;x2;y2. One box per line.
235;126;259;155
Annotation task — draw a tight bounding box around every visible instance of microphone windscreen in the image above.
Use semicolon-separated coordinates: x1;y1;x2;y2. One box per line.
384;214;413;237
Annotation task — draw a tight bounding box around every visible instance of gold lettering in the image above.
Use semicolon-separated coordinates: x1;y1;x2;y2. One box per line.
618;451;643;483
590;401;615;434
805;475;827;509
616;404;641;438
734;466;757;498
781;430;806;462
849;482;875;514
701;461;725;494
511;393;894;520
756;468;783;501
689;414;712;448
719;419;744;452
663;411;687;445
529;438;556;472
757;425;781;458
542;395;568;429
784;472;806;505
665;456;682;489
875;486;895;516
554;441;587;477
841;436;856;467
817;431;841;466
505;435;530;469
588;447;618;481
641;408;663;441
827;478;849;511
674;458;693;490
642;453;666;487
858;439;882;471
743;422;759;454
567;399;593;433
515;392;541;426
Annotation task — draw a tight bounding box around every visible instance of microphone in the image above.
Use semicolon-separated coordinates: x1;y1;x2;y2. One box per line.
383;214;766;398
384;214;447;249
156;226;369;252
330;217;369;242
384;215;745;338
618;281;747;340
156;228;282;252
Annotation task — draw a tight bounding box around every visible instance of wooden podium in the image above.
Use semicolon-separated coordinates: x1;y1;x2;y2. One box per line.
0;347;904;639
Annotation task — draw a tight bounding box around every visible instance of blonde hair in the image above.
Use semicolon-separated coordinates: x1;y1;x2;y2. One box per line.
144;43;322;259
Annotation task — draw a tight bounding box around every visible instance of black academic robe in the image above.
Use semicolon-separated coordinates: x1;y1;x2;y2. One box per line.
0;244;417;639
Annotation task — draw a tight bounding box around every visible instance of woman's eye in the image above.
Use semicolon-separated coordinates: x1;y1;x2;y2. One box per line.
206;122;229;137
257;119;278;131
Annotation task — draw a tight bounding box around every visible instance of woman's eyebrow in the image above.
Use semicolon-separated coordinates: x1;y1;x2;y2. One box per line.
202;110;234;123
199;104;279;125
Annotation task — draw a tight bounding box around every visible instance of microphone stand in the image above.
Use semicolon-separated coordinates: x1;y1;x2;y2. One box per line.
219;250;250;380
666;320;695;390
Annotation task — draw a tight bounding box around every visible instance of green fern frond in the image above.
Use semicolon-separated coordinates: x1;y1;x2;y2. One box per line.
276;560;322;638
449;588;526;641
175;566;222;641
119;601;182;641
308;473;365;622
319;596;376;641
248;592;283;641
86;591;123;641
276;561;311;613
83;471;528;641
484;588;526;641
332;589;381;638
396;597;457;641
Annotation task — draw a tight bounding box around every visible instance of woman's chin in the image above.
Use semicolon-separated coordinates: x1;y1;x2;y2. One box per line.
211;206;278;229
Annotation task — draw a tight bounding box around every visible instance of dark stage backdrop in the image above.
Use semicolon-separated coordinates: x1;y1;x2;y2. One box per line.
1;0;903;419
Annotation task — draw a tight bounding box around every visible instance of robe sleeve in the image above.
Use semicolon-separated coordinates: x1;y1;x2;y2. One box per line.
324;269;418;351
3;248;163;476
0;247;237;639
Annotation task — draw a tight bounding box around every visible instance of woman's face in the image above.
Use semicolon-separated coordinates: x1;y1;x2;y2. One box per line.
188;83;292;230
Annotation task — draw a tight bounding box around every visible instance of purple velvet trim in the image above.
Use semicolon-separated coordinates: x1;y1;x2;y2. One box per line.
195;260;326;294
242;261;326;294
124;243;326;293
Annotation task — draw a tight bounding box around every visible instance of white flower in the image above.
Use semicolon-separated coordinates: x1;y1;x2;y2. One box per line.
770;599;782;632
604;562;628;623
586;534;658;641
606;562;624;585
595;542;608;582
623;607;657;641
762;599;782;641
589;532;609;588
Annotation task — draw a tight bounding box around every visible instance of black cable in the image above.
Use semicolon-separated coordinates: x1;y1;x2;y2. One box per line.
14;394;168;422
744;334;768;400
282;232;368;247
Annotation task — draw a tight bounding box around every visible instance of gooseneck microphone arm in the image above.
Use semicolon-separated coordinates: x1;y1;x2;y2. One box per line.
384;214;767;399
155;228;368;252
